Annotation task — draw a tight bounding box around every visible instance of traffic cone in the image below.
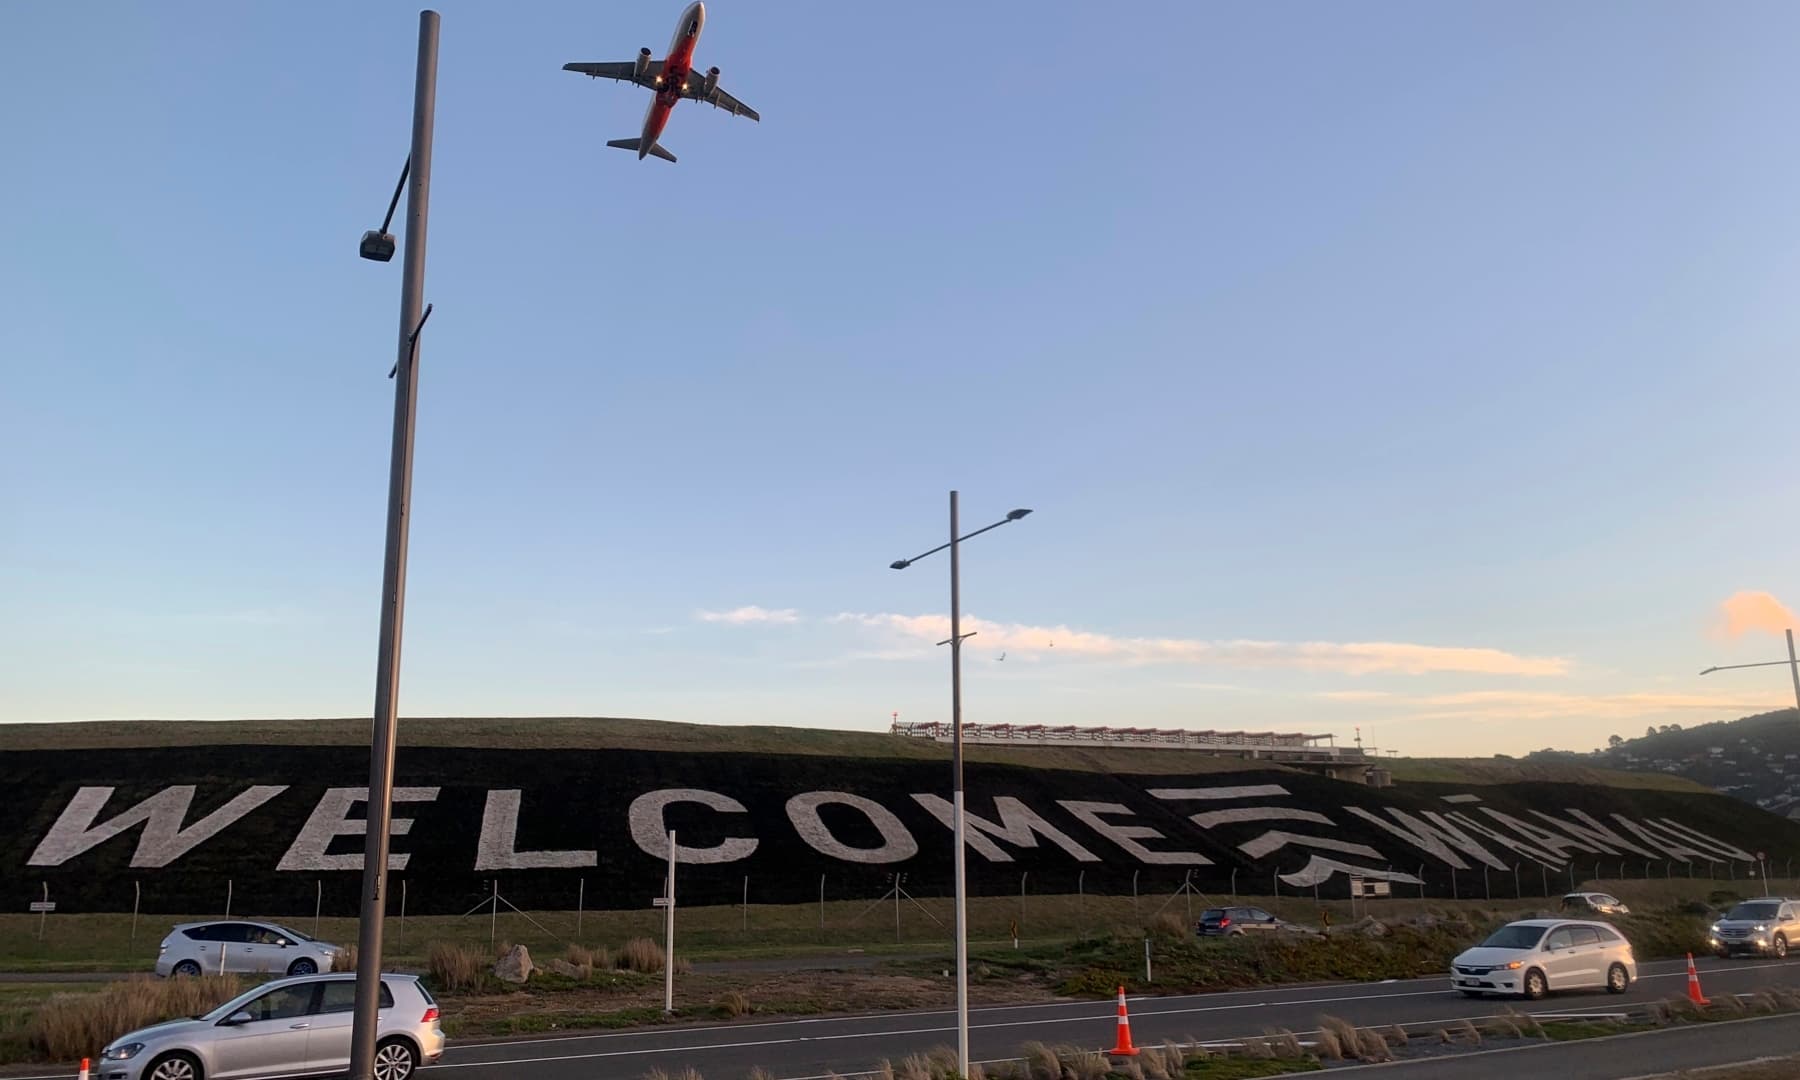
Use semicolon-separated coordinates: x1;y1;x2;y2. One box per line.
1108;985;1140;1056
1685;952;1710;1006
78;1059;89;1080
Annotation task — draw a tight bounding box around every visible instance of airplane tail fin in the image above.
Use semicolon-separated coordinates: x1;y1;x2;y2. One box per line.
605;137;676;163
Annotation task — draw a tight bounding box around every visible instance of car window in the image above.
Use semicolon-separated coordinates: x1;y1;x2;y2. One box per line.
1569;926;1601;946
182;924;217;941
215;923;259;944
248;926;283;945
318;981;394;1013
1247;909;1272;921
1596;896;1618;906
1727;902;1782;921
239;984;318;1022
1200;909;1224;921
1480;924;1547;949
1592;925;1621;942
1545;928;1574;950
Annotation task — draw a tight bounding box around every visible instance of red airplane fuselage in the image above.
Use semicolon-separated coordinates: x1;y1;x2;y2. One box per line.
641;1;705;153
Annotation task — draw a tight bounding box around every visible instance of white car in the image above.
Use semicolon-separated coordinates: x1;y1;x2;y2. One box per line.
1449;918;1637;999
156;920;341;978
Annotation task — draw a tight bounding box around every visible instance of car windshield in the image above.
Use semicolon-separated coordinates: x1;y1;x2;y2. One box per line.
1726;903;1781;921
201;985;266;1022
269;923;315;942
1479;924;1548;949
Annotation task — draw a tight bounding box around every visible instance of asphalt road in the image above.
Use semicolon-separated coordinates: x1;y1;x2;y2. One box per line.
423;954;1800;1080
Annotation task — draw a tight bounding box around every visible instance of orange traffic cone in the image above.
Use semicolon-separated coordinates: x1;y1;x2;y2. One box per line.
1108;985;1140;1056
1685;952;1710;1006
78;1058;90;1080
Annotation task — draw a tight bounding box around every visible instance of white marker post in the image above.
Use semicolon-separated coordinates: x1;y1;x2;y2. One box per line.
664;829;677;1013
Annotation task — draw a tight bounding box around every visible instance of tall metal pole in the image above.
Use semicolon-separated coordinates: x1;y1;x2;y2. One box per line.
664;829;677;1014
349;11;437;1080
949;489;970;1077
1785;629;1800;716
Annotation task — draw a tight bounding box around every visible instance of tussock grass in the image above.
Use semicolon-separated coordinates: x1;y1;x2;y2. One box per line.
618;937;666;973
717;991;752;1018
425;941;487;992
29;975;240;1061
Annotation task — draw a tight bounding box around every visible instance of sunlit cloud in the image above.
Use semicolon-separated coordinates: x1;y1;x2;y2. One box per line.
1377;689;1777;722
1317;690;1395;703
697;606;800;625
830;612;1568;677
1715;591;1797;639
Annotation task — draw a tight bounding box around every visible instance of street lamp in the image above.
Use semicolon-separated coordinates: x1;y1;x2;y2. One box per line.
1698;627;1800;717
348;11;439;1080
889;494;1032;1077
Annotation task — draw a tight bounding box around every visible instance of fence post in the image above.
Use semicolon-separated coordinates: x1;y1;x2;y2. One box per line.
1541;865;1548;897
1483;864;1490;901
1077;870;1085;926
132;881;141;944
315;880;323;937
1418;865;1426;899
1513;864;1520;899
1450;868;1457;901
1132;870;1139;916
399;877;407;947
225;879;233;919
1230;867;1237;901
1273;871;1280;917
819;874;826;930
1020;872;1028;930
742;876;749;932
1730;862;1736;881
577;878;585;939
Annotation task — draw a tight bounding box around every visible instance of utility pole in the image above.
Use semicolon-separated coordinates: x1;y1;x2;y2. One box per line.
348;12;438;1080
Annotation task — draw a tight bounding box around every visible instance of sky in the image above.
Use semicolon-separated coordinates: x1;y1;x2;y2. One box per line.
6;1;1800;757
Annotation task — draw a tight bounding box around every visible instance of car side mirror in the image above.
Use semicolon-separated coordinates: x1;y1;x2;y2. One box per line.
224;1010;254;1026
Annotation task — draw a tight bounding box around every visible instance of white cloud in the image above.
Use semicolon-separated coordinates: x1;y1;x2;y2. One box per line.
1353;689;1778;722
697;606;801;626
830;612;1568;677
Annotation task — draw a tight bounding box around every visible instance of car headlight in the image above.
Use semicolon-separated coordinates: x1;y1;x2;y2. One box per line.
1711;924;1722;934
1756;924;1769;932
101;1043;145;1061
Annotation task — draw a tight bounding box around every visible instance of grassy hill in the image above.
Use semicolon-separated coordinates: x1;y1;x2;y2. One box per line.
0;716;1710;790
1547;707;1800;812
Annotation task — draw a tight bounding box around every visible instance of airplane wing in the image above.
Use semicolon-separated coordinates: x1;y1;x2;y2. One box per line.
563;60;663;88
683;71;760;122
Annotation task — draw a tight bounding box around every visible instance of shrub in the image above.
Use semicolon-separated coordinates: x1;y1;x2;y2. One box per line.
1354;1029;1393;1063
1020;1041;1059;1080
1318;1015;1359;1058
426;941;488;993
1312;1025;1342;1060
30;975;241;1061
718;992;752;1019
1382;1024;1409;1047
568;943;610;974
618;937;667;973
1147;912;1189;940
1264;1029;1304;1059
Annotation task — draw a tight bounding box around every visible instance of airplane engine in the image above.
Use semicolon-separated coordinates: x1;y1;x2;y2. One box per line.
633;47;652;78
702;66;720;97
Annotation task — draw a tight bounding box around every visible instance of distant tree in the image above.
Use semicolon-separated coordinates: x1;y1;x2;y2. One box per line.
1647;726;1657;739
1608;734;1624;749
1668;723;1683;732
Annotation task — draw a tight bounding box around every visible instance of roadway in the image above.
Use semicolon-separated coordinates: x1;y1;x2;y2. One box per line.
425;954;1800;1079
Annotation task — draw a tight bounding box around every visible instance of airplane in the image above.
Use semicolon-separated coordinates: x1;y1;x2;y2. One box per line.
563;1;759;163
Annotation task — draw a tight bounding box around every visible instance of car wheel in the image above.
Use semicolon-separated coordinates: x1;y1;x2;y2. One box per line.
172;960;202;977
288;957;318;976
1523;968;1548;1000
373;1037;418;1080
1775;935;1789;959
1606;963;1629;994
146;1051;203;1080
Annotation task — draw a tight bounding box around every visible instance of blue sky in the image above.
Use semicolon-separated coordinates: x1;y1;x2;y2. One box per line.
6;0;1800;756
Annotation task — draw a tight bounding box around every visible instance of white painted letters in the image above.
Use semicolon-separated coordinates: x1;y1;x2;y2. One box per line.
786;791;918;863
911;794;1101;863
276;787;439;871
27;785;287;868
1058;800;1210;865
475;790;598;869
629;789;760;864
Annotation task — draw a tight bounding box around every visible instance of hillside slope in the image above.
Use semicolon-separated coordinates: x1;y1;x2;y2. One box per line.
0;716;1705;790
1543;708;1800;813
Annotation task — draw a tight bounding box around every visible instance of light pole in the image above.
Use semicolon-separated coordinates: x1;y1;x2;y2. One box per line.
349;11;438;1080
1698;627;1800;717
890;495;1032;1077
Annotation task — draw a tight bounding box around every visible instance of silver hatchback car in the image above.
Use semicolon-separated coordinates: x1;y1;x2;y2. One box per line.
1450;918;1637;999
95;972;444;1080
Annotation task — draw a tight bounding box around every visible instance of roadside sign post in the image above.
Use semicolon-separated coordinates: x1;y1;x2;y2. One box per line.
31;884;53;940
664;828;676;1014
